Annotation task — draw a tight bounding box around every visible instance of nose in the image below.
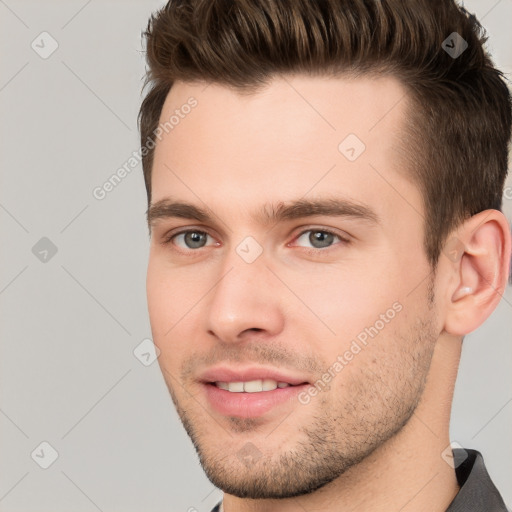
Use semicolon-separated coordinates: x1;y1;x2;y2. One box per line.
204;252;285;344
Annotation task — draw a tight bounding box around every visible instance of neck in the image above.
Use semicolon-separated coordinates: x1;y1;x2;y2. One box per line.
222;334;462;512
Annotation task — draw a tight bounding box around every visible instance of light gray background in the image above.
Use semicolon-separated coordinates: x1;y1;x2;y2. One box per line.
0;1;511;511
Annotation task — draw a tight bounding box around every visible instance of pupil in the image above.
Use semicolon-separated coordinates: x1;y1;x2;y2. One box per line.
310;231;333;248
186;231;206;248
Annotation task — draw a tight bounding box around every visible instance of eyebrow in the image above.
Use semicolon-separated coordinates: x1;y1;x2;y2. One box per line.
147;197;380;230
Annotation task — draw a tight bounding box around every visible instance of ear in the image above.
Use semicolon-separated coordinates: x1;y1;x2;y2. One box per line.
442;209;511;336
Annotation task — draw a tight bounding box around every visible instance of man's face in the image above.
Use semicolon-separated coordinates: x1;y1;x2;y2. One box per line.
146;75;441;498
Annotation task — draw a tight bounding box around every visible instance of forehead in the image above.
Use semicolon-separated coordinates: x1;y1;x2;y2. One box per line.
150;74;420;229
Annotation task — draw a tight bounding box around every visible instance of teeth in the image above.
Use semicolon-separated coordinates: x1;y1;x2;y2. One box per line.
228;381;244;392
214;379;292;392
262;379;279;391
244;380;266;393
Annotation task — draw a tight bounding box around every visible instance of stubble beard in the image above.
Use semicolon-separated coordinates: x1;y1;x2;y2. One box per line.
164;306;438;499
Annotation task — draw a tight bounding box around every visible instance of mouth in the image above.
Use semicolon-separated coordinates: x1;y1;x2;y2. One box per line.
198;366;313;418
202;379;311;418
209;379;307;393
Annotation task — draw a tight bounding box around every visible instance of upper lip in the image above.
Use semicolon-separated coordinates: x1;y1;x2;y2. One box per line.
199;366;310;385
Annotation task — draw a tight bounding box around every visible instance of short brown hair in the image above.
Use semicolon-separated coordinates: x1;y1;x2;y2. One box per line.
138;0;511;271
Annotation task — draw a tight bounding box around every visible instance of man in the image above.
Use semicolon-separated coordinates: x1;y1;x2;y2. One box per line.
138;0;511;510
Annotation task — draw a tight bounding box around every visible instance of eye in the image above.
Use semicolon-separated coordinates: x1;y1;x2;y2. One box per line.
162;227;349;254
165;229;217;250
293;229;349;250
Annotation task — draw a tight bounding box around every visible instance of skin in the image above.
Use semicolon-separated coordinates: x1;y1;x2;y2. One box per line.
146;75;511;512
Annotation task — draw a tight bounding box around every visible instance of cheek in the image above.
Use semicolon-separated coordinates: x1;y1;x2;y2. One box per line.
146;261;194;374
285;259;401;344
146;251;223;376
146;258;169;335
146;254;201;339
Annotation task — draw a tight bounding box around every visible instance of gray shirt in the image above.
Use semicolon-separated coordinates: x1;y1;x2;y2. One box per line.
446;449;509;511
210;449;509;511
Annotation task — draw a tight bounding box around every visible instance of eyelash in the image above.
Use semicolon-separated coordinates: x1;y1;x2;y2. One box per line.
161;227;350;256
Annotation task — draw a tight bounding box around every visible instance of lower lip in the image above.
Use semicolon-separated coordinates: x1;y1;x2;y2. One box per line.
203;383;311;418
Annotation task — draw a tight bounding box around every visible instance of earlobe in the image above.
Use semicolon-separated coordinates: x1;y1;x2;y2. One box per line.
443;210;511;337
